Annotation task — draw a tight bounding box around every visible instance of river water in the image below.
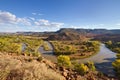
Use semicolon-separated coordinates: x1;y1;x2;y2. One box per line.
39;41;57;62
40;42;116;77
74;44;116;77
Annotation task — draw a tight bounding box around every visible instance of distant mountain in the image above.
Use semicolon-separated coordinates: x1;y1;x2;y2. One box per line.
47;28;120;41
15;28;120;41
47;31;86;41
57;28;120;34
16;28;120;35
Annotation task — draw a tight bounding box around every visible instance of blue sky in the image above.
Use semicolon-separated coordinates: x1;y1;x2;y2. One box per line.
0;0;120;32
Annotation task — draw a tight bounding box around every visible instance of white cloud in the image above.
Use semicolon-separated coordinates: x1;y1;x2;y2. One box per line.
0;11;31;26
34;19;64;27
17;18;31;26
0;11;17;24
0;11;64;27
0;10;64;32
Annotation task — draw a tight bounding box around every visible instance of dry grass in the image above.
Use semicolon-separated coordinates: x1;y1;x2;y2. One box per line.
0;52;65;80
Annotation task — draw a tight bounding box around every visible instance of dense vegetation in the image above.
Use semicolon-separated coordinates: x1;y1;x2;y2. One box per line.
112;56;120;79
51;41;77;55
0;35;50;57
51;41;100;59
57;55;96;75
57;55;71;67
74;61;96;75
105;41;120;53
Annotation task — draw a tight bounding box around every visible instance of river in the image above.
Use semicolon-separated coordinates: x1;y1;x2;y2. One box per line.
74;43;116;77
40;41;57;62
40;42;116;77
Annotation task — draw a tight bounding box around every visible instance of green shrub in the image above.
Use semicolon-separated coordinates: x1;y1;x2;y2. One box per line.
105;41;120;53
86;61;96;71
106;40;112;45
116;53;120;59
112;59;120;78
74;63;89;75
57;55;71;67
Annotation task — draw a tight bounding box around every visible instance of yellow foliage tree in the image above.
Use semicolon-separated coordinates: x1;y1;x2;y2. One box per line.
74;63;89;75
57;55;71;67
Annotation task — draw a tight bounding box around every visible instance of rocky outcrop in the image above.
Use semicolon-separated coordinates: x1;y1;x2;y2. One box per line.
0;52;65;80
0;52;117;80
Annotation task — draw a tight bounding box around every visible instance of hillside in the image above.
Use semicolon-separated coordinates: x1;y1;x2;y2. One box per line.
0;52;65;80
0;52;116;80
47;32;86;41
50;28;120;41
15;28;120;36
15;28;120;41
56;28;120;34
93;34;120;42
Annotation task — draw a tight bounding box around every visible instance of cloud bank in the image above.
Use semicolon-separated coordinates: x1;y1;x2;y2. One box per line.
0;10;64;32
34;19;64;27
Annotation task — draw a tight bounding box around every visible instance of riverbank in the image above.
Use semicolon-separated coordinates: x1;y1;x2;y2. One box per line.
41;42;117;77
72;44;116;77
